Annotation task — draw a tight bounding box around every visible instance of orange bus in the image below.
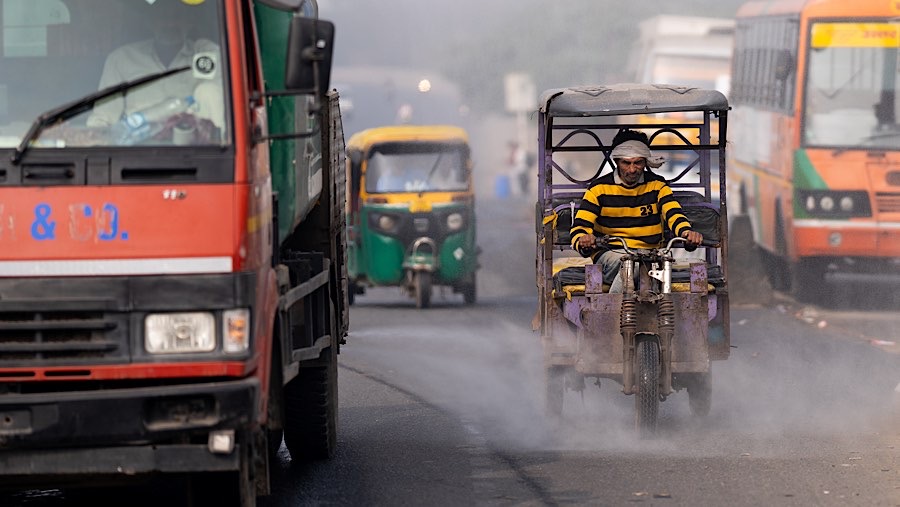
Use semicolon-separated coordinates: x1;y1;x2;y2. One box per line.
728;0;900;301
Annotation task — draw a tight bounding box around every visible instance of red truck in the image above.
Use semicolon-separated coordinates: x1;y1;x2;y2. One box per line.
0;0;347;504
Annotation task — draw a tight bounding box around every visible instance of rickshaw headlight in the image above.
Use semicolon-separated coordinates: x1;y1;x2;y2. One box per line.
446;212;464;231
819;196;834;211
378;214;397;231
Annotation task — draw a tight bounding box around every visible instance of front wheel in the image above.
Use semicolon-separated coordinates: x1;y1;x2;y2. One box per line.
414;271;432;309
635;337;660;437
283;342;338;461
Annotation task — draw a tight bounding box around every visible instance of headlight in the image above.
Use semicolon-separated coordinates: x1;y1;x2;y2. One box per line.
145;312;215;354
796;190;870;218
839;196;854;212
446;212;464;231
378;215;396;231
369;212;400;233
223;309;250;354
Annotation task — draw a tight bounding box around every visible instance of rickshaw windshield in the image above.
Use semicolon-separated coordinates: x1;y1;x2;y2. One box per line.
366;142;468;193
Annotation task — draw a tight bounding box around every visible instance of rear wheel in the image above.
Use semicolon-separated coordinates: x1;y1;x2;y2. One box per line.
283;342;338;461
414;271;432;309
634;337;660;437
462;275;477;305
545;366;565;417
686;371;712;417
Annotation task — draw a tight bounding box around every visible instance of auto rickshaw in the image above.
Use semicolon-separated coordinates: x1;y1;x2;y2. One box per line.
346;125;478;308
536;84;730;436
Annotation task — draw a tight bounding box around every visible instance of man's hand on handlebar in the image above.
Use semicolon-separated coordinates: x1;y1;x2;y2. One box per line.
680;230;703;247
576;233;598;250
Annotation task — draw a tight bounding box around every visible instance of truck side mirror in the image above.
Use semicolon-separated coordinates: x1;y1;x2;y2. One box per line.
285;17;335;96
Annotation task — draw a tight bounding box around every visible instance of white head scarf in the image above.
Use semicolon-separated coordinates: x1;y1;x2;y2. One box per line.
611;140;665;169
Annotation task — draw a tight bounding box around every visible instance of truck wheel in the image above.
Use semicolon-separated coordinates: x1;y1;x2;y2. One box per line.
415;271;432;309
283;342;337;461
687;371;712;417
634;337;660;438
188;443;256;506
545;366;565;417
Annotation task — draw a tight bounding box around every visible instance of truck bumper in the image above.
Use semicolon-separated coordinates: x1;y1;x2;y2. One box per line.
0;377;259;479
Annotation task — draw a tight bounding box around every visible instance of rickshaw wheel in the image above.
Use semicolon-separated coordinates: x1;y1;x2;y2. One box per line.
545;366;565;417
462;278;477;305
634;337;660;437
415;271;432;309
686;371;712;417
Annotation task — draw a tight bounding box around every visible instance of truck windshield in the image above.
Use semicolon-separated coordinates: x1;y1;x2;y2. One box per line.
0;0;230;149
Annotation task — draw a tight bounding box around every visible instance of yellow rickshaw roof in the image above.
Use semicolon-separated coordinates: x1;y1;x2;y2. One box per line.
347;125;469;151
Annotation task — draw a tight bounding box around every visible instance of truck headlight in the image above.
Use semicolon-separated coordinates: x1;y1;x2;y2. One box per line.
145;312;215;354
223;309;250;354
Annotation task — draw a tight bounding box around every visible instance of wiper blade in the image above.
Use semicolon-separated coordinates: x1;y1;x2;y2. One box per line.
10;65;190;165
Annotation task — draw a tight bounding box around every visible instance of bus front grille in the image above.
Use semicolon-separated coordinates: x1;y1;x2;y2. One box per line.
875;193;900;213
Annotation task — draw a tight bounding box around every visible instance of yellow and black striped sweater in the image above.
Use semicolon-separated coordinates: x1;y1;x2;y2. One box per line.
569;171;692;258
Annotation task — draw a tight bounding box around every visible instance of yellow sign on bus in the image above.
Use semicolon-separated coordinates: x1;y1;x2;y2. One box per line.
811;23;900;48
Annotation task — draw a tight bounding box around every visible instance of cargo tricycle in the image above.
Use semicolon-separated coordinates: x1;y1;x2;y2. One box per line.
536;84;731;436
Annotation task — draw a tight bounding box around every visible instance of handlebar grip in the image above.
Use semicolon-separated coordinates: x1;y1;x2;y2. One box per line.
680;238;719;252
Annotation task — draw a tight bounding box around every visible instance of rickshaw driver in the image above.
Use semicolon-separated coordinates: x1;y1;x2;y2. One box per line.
569;130;703;293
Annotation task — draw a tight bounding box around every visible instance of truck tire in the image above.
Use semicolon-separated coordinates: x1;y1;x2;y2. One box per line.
188;441;256;507
283;342;338;461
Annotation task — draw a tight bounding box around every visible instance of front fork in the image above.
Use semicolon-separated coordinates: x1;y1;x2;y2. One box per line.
404;236;438;283
621;257;674;397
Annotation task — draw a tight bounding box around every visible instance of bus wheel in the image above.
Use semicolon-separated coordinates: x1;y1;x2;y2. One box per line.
727;215;771;305
791;258;828;306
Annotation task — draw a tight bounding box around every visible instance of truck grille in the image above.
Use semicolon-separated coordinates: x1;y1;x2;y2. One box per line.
0;311;125;364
